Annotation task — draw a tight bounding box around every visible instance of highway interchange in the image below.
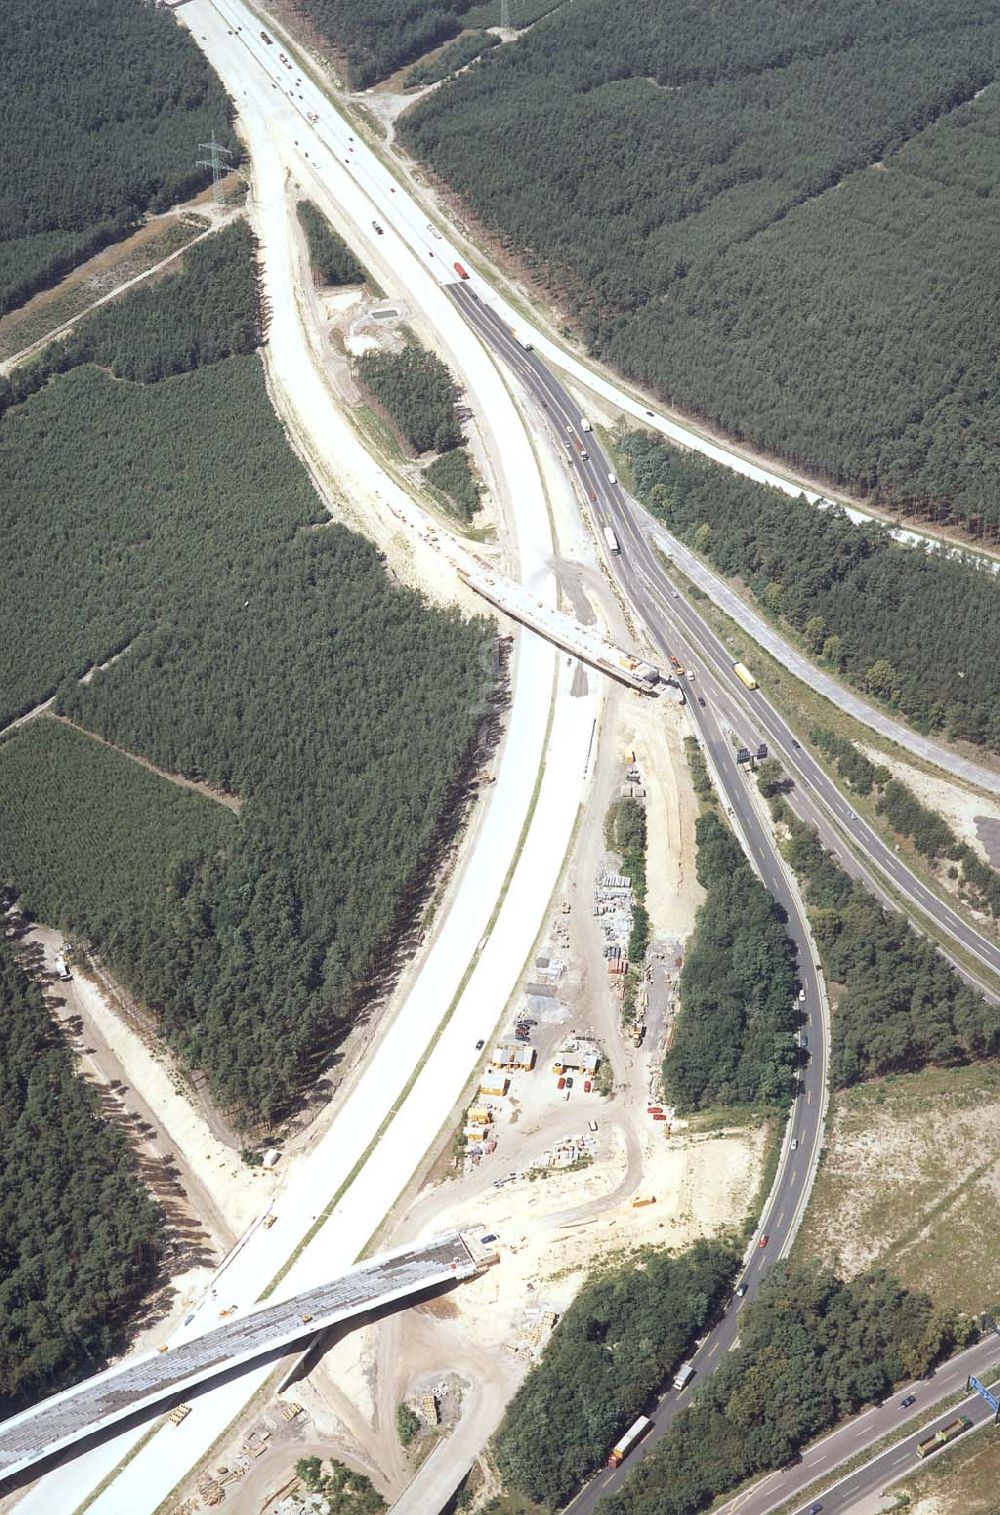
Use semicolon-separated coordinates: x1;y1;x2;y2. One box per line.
8;1;999;1511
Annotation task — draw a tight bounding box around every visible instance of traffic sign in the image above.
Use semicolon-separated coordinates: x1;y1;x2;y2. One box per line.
968;1375;1000;1419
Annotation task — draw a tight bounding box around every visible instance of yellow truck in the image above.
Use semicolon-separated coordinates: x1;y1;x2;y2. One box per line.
733;661;758;690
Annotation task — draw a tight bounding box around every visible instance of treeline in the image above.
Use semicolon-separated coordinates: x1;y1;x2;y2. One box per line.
0;0;235;314
0;235;493;1123
423;447;480;519
0;938;162;1414
402;0;1000;533
0;228;273;730
403;31;498;89
0;223;262;422
606;796;649;963
605;1264;956;1515
663;812;797;1110
782;819;1000;1087
493;1239;737;1507
623;431;1000;753
294;1458;385;1513
298;0;478;88
357;343;462;454
297;201;365;287
811;729;1000;917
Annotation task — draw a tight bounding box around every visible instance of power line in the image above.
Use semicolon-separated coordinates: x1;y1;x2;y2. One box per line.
196;135;233;206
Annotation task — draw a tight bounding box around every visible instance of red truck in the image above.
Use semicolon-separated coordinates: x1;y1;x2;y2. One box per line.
454;261;470;280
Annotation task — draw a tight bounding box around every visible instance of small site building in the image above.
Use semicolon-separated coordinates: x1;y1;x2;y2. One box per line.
491;1042;536;1071
479;1075;509;1097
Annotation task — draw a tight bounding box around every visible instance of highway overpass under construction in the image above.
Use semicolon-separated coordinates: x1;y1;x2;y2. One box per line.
0;1232;483;1484
458;565;663;694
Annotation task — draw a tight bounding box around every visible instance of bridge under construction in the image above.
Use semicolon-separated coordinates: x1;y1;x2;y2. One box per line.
0;1232;483;1484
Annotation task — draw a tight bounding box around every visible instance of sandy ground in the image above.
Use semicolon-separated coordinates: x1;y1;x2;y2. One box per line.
860;743;1000;865
25;925;276;1242
619;698;703;941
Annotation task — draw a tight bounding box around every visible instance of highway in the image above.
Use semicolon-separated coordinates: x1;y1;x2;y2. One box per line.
446;287;1000;1512
14;5;603;1510
451;290;829;1515
451;288;1000;998
0;1234;479;1484
23;6;992;1511
717;1338;1000;1515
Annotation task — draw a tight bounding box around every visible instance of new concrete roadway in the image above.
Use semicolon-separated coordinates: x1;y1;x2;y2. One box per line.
14;4;602;1510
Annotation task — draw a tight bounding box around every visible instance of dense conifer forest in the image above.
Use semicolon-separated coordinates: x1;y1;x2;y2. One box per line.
297;201;366;287
0;0;235;316
0;939;163;1414
0;228;493;1122
623;432;1000;753
357;343;463;454
782;820;1000;1086
662;813;797;1111
493;1240;737;1507
605;1265;955;1515
297;0;478;87
402;0;1000;534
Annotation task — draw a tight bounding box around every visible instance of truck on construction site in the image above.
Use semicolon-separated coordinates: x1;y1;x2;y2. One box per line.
673;1361;695;1391
54;955;71;981
607;1415;652;1468
603;525;620;554
454;261;470;280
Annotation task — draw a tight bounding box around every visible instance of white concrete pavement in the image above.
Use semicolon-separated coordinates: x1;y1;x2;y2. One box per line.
13;4;604;1510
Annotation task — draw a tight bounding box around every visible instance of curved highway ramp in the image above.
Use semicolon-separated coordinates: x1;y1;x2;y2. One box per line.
0;1232;481;1484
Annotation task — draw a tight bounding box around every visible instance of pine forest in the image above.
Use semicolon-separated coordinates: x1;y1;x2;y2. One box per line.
0;225;494;1124
402;0;1000;535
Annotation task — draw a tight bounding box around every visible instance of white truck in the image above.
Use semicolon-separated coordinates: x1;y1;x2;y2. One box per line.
580;417;593;432
54;955;71;981
673;1361;695;1391
603;525;620;554
511;326;533;350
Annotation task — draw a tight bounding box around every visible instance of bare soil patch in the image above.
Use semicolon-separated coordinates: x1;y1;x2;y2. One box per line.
795;1063;1000;1315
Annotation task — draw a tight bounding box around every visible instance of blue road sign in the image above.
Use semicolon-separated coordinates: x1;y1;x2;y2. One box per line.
969;1376;1000;1413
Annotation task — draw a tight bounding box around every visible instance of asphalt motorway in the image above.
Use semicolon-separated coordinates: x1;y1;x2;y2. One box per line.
449;286;1000;1512
452;287;1000;999
450;286;830;1511
720;1339;1000;1515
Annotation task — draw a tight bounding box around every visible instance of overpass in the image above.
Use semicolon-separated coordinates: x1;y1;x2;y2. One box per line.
0;1232;483;1484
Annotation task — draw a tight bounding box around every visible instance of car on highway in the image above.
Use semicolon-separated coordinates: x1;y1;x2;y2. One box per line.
698;696;706;707
758;1234;769;1248
800;1033;808;1048
735;1282;748;1297
799;987;807;1001
372;221;384;234
608;472;617;484
475;1039;485;1050
791;1137;799;1151
807;1505;823;1514
901;1394;917;1408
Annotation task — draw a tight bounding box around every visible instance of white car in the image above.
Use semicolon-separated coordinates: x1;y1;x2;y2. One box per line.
608;471;617;484
791;1137;799;1151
